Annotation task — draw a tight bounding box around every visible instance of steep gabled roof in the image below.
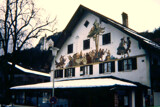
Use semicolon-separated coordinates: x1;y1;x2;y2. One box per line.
55;5;160;54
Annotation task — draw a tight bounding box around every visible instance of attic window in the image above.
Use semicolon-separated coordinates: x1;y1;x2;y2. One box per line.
84;20;89;27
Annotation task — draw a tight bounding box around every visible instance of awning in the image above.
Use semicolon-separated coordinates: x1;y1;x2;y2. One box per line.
10;78;136;90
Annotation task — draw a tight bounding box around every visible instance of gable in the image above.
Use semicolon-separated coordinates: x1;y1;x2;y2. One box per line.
55;5;160;55
56;12;146;67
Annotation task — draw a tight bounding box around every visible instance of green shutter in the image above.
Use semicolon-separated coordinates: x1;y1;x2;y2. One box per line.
72;68;75;76
65;69;67;77
118;60;124;71
99;63;104;74
132;58;137;70
89;65;93;75
111;61;115;72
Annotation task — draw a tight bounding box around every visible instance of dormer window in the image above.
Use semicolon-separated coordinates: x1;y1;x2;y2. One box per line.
68;44;73;54
102;33;111;45
84;20;89;27
83;39;90;50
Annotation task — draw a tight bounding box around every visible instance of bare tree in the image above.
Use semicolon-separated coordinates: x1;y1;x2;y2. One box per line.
0;1;57;102
0;0;57;57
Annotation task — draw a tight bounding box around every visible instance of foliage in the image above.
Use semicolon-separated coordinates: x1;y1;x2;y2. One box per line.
0;0;57;56
140;27;160;45
13;48;53;73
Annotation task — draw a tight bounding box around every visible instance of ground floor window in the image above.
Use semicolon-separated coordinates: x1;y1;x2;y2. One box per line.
118;57;137;71
99;61;115;74
65;68;75;77
55;70;63;78
80;65;93;76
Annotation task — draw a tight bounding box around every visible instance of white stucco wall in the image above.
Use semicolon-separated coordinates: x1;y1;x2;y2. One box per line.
52;12;150;87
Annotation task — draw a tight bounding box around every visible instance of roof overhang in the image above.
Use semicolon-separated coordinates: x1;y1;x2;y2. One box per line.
8;62;50;77
10;78;136;90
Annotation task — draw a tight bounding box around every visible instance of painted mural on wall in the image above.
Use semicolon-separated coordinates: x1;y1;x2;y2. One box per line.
117;37;131;57
55;21;133;68
55;55;66;68
87;20;105;53
55;48;115;68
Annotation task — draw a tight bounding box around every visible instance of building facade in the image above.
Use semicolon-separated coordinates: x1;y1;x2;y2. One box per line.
11;5;160;107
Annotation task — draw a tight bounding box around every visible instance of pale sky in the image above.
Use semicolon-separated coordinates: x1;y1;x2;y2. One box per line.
37;0;160;33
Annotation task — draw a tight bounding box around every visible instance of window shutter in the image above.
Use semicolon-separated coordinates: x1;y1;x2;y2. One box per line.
60;70;63;78
89;65;93;75
111;61;115;72
72;68;75;77
132;58;137;70
99;63;104;74
65;69;67;77
106;33;111;44
118;60;124;71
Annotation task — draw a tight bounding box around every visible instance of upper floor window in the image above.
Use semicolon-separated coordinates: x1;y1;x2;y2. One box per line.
99;61;115;74
55;70;63;78
68;44;73;54
65;68;75;77
80;65;93;76
83;39;90;50
84;20;89;27
102;33;111;45
118;58;137;71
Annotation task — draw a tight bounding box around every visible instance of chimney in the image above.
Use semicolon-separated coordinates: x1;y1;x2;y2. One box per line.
122;12;128;27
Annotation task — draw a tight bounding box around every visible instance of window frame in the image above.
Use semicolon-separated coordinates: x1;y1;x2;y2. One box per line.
99;61;115;74
67;44;73;54
118;58;137;72
83;39;90;50
80;65;93;76
55;70;63;78
102;33;111;45
84;20;89;27
65;68;75;77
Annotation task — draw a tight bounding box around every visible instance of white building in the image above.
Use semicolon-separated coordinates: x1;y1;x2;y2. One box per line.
11;5;160;107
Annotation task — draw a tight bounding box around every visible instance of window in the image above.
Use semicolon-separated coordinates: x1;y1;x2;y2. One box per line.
102;33;111;45
68;44;73;54
55;70;63;78
118;58;137;71
83;39;90;50
84;20;89;27
99;61;115;74
80;65;93;76
65;68;75;77
42;92;50;103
